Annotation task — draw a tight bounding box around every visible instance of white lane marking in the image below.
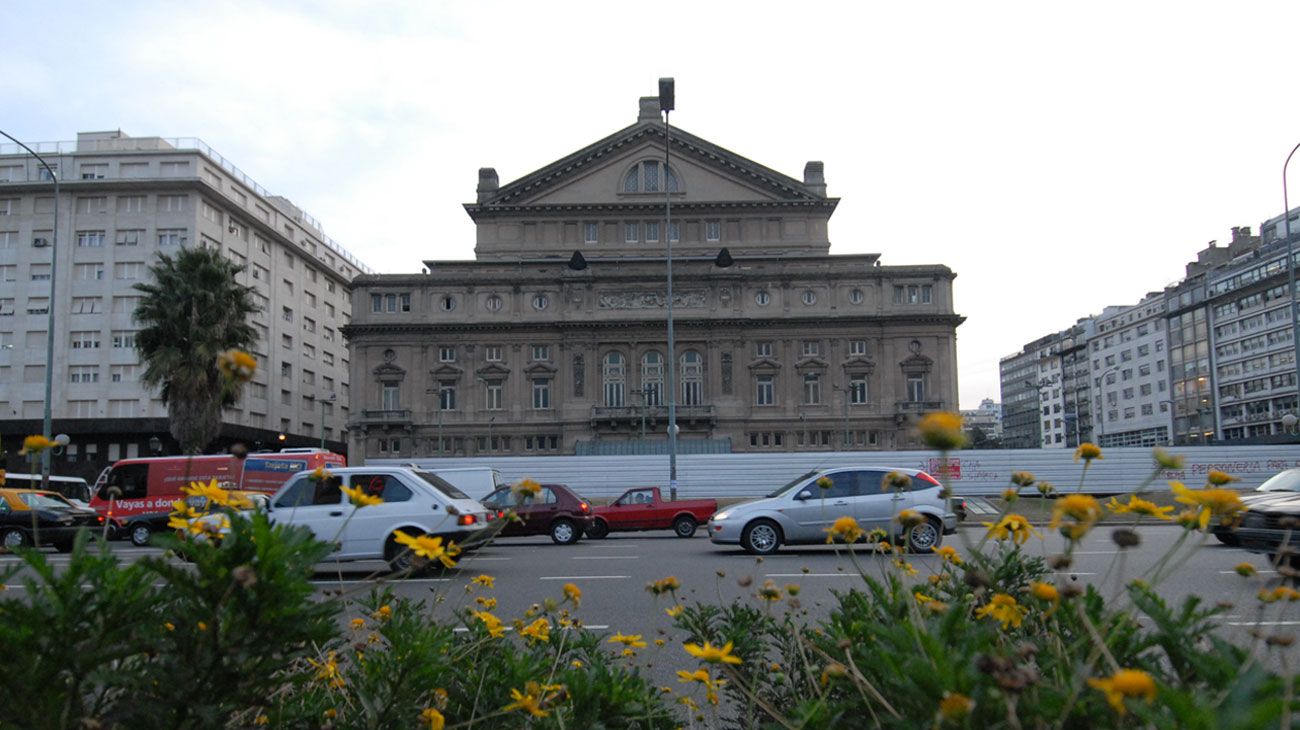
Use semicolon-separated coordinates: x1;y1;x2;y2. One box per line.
571;556;640;560
539;575;629;580
310;578;450;585
1219;570;1278;575
1226;621;1300;626
1072;551;1121;555
765;573;856;578
461;557;512;562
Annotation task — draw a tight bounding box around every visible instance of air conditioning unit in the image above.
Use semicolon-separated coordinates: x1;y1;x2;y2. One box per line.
32;238;49;248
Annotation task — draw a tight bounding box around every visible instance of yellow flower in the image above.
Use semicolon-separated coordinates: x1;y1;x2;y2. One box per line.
254;715;269;726
646;576;682;595
217;349;257;382
1087;669;1156;715
892;559;918;576
1206;470;1238;486
308;466;332;482
475;596;497;610
571;660;584;668
350;618;365;630
665;604;685;618
933;545;962;564
758;579;783;601
471;610;506;638
824;515;865;544
1107;495;1174;521
1153;449;1184;470
883;471;912;491
1030;581;1060;602
471;574;495;588
609;632;648;649
1234;562;1257;577
816;475;834;490
938;692;974;720
503;687;548;718
1259;586;1300;603
340;484;383;508
562;582;581;606
677;668;727;705
520;617;551;644
511;478;542;499
323;708;337;719
1174;509;1201;530
974;593;1026;630
307;651;343;686
1049;494;1103;540
392;531;460;568
918;411;967;450
375;604;392;621
785;583;801;596
163;621;175;632
914;591;936;605
197;621;209;632
1010;471;1035;488
420;707;445;730
983;513;1040;545
684;640;742;665
895;509;924;528
1002;487;1020;502
1074;443;1103;463
19;435;55;455
183;479;233;508
1170;481;1244;530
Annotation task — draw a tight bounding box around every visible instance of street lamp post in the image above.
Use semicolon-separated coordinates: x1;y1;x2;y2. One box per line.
1281;143;1300;421
0;131;59;490
319;393;336;449
832;384;851;449
660;77;679;501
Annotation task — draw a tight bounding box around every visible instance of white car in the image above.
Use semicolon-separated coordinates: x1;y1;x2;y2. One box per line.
268;467;492;571
708;466;959;555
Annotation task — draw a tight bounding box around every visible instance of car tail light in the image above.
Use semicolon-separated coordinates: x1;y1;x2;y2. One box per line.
497;509;505;520
96;515;105;524
916;472;942;488
458;514;477;526
579;501;591;514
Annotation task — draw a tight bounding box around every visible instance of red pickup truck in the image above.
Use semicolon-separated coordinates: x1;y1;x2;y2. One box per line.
586;487;717;539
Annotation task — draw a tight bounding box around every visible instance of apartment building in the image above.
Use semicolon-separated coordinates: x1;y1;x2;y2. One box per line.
0;131;369;480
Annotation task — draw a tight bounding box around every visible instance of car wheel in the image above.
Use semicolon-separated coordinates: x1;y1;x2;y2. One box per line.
585;520;609;539
53;541;75;554
384;533;421;575
129;524;153;547
1;529;28;551
551;518;580;545
673;515;698;538
907;517;943;553
741;519;782;555
1214;532;1240;547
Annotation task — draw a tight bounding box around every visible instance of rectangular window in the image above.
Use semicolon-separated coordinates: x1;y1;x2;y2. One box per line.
439;382;457;410
485;380;503;410
75;197;107;214
70;330;100;349
111;296;140;314
0;265;14;281
849;340;867;356
76;230;106;247
157;229;186;247
706;220;721;242
801;340;820;357
115;229;142;246
160;161;189;177
158;194;186;212
583;222;599;244
624;222;639;243
849;377;868;404
69;365;99;383
439;346;456;362
381;383;400;410
803;373;821;405
71;297;103;314
756;341;773;358
108;399;138;417
485;345;503;362
532;345;550;361
79;163;108;180
113;262;143;280
110;365;137;383
116;195;145;213
30;263;52;281
27;297;50;315
201;201;222;225
282;306;293;323
532;378;552;409
906;374;925;402
69;400;97;418
755;375;774;406
669;221;680;243
303;317;316;333
645;221;660;242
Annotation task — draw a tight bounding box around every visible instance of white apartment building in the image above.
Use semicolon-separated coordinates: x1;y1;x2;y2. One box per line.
1088;293;1172;447
0;130;370;480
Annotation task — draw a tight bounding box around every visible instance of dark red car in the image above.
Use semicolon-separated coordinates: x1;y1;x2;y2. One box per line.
587;487;716;539
480;483;594;545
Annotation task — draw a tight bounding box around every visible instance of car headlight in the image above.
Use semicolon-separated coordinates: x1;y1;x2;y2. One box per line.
712;510;732;522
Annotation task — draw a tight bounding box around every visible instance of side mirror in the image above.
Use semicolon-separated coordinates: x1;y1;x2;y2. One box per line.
795;490;814;501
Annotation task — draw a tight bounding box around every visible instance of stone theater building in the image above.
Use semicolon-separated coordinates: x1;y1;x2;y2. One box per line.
345;95;963;459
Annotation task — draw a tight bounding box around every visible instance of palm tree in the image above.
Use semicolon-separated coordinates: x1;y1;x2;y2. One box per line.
134;247;259;454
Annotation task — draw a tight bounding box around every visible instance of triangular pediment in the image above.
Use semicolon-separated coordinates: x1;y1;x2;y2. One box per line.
431;363;464;379
476;363;512;379
470;122;826;213
795;356;829;372
372;362;406;381
842;356;876;374
523;361;559;375
747;356;782;373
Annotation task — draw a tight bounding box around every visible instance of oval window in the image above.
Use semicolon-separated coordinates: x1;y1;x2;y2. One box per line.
755;291;771;306
532;294;549;311
486;294;503;312
849;288;864;305
801;290;816;306
440;295;456;312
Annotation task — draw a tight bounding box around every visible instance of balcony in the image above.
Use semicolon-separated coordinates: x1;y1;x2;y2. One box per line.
590;404;716;429
355;409;412;426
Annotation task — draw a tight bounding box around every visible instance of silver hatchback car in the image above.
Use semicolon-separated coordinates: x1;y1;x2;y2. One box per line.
708;466;958;555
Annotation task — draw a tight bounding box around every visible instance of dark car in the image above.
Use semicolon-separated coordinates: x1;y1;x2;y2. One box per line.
0;488;105;552
480;483;594;545
1235;494;1300;565
1214;468;1300;546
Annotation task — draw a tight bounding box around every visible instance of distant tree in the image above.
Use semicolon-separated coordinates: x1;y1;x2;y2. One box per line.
134;247;259;454
968;426;1005;450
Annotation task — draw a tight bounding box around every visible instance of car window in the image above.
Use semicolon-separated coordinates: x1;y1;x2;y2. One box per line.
1260;470;1300;492
348;474;411;503
274;476;341;508
859;471;886;493
481;489;508;509
768;470;820;498
101;463;148;501
413;471;470;500
540;488;559;505
19;493;72;509
817;472;860;499
0;498;9;514
618;489;653;506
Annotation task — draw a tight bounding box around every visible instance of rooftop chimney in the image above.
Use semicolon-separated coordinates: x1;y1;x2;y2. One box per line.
803;161;826;196
638;96;661;123
477;167;499;203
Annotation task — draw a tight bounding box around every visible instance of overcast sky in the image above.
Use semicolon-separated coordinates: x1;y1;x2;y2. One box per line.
5;1;1299;409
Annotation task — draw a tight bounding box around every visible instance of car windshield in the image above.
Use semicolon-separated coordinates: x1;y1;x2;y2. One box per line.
766;470;821;499
414;471;471;500
19;492;74;510
1259;469;1300;493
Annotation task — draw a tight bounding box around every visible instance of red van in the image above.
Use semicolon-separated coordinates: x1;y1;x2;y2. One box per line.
90;448;345;526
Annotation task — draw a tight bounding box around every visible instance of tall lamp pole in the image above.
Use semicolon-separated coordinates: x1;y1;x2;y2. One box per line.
319;392;336;449
0;131;59;489
1282;143;1300;427
660;77;679;501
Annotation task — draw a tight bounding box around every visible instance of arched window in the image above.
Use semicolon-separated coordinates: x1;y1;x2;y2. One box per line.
602;352;625;407
680;350;703;406
641;351;664;406
621;160;681;193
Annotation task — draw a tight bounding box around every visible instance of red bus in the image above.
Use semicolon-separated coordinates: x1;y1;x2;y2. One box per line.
90;448;345;525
